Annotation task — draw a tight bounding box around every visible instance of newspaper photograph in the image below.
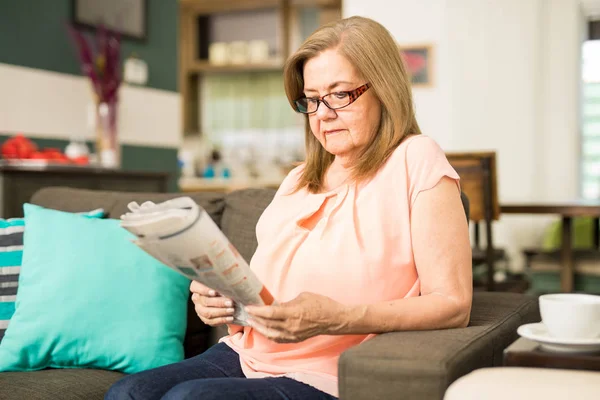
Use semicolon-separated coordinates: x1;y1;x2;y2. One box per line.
120;197;275;326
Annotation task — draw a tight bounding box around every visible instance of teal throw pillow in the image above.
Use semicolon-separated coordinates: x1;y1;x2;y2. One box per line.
0;204;190;373
0;209;105;342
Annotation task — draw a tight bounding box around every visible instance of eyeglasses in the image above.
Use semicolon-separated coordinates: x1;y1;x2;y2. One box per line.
294;83;371;114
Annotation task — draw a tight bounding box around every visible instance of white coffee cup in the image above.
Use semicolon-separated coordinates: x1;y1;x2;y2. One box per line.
248;40;269;63
228;41;249;65
209;42;229;65
539;293;600;340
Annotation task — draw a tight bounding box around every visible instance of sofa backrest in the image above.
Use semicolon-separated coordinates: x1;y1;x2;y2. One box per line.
30;187;226;226
30;186;278;264
220;188;276;263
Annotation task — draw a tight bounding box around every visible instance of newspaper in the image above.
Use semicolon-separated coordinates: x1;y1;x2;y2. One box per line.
120;197;275;326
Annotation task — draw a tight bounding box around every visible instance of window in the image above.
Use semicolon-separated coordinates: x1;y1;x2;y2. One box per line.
581;40;600;199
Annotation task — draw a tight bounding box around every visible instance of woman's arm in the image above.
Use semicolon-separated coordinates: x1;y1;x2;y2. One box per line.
335;177;472;334
247;177;472;342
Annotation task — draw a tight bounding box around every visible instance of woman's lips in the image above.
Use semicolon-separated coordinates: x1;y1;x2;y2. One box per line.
324;129;344;135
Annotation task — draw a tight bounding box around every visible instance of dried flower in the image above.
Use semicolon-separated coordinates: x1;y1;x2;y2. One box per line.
67;24;122;104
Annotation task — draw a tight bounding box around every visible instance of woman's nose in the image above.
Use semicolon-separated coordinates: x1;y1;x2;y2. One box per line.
315;101;336;120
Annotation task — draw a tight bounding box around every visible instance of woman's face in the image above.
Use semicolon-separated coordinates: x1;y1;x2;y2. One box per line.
303;48;381;164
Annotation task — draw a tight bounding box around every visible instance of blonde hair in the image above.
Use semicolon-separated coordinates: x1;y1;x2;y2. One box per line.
284;16;421;193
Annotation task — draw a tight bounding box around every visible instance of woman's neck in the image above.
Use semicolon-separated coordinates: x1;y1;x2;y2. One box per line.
323;159;353;192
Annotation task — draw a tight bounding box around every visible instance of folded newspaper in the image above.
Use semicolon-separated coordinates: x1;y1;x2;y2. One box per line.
120;197;275;326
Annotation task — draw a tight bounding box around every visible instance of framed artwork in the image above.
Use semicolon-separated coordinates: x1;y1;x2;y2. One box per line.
71;0;148;41
399;44;434;87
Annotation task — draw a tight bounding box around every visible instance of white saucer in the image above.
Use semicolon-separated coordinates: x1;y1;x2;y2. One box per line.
517;323;600;353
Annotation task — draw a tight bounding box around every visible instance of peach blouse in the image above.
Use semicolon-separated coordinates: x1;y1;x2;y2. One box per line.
223;135;460;397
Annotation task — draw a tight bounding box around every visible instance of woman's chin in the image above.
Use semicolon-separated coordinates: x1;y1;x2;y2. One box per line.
323;142;353;157
325;147;347;157
325;149;355;162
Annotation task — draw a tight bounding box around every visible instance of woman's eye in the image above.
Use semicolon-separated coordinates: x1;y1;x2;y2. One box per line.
307;98;319;104
334;92;348;99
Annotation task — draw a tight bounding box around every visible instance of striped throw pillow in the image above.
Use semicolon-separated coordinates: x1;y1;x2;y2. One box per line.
0;209;105;342
0;218;23;342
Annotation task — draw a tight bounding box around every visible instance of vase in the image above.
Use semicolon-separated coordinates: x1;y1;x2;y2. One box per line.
95;100;120;168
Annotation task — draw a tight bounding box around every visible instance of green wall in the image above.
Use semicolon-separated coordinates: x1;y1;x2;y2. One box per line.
0;0;178;92
0;1;180;191
0;135;180;192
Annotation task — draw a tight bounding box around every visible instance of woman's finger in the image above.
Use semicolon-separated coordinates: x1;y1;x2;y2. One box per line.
200;295;234;309
248;315;285;330
195;305;235;320
245;305;287;321
189;280;218;297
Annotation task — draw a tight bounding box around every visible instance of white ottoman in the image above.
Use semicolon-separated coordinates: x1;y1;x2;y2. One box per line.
444;367;600;400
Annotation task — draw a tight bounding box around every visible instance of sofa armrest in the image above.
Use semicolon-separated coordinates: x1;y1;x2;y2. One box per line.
338;293;539;400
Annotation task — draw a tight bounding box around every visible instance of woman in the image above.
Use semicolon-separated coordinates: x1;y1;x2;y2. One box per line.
106;15;472;400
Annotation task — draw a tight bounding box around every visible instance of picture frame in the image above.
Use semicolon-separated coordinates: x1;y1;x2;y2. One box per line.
399;44;434;87
71;0;148;41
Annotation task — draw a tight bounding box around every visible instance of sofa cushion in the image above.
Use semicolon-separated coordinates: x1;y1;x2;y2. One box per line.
30;187;225;358
221;188;277;263
0;204;190;374
338;292;540;400
0;368;124;400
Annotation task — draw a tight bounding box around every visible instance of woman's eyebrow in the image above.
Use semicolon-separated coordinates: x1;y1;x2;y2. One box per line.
303;81;354;93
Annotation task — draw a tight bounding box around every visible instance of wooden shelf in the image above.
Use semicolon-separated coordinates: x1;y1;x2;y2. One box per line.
180;0;341;13
189;60;284;74
179;0;282;14
290;0;341;7
178;0;342;135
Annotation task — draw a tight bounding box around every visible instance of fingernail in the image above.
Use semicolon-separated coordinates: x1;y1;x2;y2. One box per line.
225;300;233;307
245;306;254;313
226;316;234;322
227;308;235;313
208;290;216;296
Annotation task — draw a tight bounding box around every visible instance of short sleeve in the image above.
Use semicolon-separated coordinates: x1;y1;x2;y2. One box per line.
405;136;460;207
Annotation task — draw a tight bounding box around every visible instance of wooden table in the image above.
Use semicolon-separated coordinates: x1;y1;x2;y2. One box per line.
503;337;600;371
500;201;600;292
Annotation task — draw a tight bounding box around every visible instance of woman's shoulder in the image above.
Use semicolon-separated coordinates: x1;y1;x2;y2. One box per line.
275;163;306;196
387;134;459;205
387;134;446;169
396;134;444;157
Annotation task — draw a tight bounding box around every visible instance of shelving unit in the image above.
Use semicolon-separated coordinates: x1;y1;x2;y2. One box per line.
188;60;285;74
178;0;342;136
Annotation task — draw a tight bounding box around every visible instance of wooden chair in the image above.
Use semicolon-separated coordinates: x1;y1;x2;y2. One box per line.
446;151;502;291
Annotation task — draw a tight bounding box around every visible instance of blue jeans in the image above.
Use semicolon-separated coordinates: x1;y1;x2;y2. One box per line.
105;343;337;400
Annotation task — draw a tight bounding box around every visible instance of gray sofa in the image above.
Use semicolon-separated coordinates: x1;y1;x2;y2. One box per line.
0;187;540;400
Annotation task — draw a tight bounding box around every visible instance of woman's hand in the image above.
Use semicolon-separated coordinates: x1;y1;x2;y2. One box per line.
245;292;349;343
190;280;235;327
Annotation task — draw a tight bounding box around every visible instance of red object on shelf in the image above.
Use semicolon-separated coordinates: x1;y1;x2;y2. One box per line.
1;134;38;159
71;156;90;165
29;151;48;160
1;134;89;166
